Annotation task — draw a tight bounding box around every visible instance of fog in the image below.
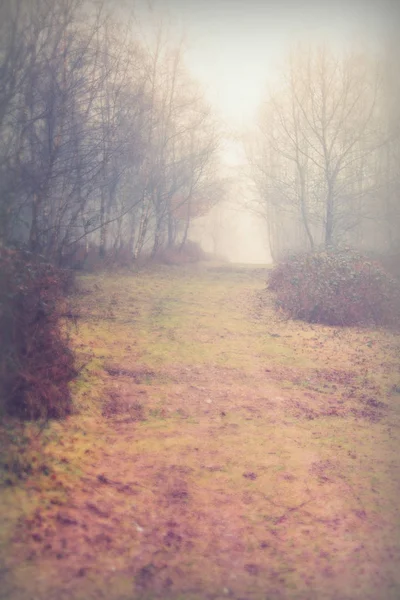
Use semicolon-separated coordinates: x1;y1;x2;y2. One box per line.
189;201;272;264
134;0;398;264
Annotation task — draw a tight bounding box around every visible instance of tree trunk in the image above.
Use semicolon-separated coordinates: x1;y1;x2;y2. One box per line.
179;196;192;251
99;189;107;258
29;193;40;253
325;183;334;247
167;213;175;248
151;220;162;257
133;201;149;260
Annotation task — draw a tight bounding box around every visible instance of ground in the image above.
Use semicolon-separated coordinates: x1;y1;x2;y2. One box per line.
1;263;400;600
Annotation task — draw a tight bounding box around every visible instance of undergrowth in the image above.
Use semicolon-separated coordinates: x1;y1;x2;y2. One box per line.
268;248;400;327
0;247;77;419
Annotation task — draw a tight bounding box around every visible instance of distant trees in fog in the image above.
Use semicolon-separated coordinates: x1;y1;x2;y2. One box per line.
0;0;224;264
246;43;400;261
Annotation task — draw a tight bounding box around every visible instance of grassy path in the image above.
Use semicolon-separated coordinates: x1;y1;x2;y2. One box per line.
1;264;400;600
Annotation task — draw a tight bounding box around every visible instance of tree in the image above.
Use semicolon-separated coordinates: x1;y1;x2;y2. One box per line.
247;44;385;259
0;0;223;264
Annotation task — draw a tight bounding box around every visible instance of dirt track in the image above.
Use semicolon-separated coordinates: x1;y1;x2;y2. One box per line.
1;265;400;600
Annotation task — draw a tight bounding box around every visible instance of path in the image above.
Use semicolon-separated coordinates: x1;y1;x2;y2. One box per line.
2;264;400;600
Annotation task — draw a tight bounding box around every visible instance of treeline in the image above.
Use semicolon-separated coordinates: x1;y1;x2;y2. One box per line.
246;42;400;262
0;0;224;266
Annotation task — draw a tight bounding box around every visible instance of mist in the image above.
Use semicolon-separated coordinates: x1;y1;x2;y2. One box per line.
189;200;272;264
133;0;400;265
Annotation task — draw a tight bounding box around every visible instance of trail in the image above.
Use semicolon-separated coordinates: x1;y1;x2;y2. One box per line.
2;265;400;600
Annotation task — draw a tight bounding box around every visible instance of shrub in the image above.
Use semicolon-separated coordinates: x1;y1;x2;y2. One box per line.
61;244;138;272
378;252;400;282
153;241;209;265
60;243;106;272
0;247;77;419
268;248;400;327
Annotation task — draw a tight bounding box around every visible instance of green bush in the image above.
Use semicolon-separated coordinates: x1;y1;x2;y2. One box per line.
268;248;400;327
0;247;77;419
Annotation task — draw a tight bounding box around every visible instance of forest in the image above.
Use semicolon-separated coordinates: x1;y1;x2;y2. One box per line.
246;43;400;262
0;0;225;265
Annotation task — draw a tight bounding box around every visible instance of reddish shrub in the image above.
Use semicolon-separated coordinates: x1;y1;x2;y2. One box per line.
59;242;89;270
153;241;209;265
268;248;400;327
0;247;77;419
62;244;135;272
104;246;134;269
378;252;400;282
60;243;103;272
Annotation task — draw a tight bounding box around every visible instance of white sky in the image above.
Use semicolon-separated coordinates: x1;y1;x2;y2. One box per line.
147;1;390;126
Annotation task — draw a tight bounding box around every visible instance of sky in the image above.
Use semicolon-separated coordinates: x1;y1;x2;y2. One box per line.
132;0;398;263
133;0;397;168
140;0;393;131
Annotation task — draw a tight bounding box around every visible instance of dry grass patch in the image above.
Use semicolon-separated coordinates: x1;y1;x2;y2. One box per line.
1;264;399;600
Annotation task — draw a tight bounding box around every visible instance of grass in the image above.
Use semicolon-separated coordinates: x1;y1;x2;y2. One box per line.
1;262;400;600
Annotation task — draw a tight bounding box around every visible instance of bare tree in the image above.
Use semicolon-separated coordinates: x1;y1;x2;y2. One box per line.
0;0;223;264
247;44;385;259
